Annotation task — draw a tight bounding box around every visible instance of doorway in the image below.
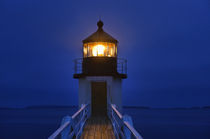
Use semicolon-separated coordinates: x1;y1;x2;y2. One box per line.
91;82;107;116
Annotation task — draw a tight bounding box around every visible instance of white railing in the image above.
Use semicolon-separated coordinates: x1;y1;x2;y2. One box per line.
108;103;143;139
48;103;90;139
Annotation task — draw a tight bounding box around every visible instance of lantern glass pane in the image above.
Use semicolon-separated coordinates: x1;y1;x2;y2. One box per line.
83;44;88;57
83;42;116;57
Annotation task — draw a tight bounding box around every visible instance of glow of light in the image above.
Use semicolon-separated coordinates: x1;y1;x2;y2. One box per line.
92;44;105;56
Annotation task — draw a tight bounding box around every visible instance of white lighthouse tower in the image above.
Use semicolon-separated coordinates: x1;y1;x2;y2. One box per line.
74;20;127;116
49;20;143;139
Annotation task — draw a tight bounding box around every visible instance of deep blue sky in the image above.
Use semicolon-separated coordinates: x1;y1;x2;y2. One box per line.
0;0;209;107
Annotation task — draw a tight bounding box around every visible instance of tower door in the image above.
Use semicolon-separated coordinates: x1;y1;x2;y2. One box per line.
91;82;107;116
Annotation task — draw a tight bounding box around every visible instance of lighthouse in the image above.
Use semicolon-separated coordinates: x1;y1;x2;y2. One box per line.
49;20;143;139
74;20;127;116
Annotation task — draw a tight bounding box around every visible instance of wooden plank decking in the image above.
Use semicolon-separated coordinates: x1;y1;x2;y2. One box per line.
80;116;115;139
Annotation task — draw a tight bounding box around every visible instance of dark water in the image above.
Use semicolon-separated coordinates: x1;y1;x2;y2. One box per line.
124;108;210;139
0;108;77;139
0;108;210;139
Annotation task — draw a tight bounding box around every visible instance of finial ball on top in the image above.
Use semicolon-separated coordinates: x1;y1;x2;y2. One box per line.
97;20;104;28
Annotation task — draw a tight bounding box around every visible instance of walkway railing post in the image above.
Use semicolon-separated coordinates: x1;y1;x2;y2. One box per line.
61;116;72;139
78;104;86;137
109;103;143;139
123;115;133;139
49;103;90;139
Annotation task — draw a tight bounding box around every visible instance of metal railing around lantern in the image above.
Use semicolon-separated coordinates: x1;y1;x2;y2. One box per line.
74;58;83;74
117;58;127;75
74;58;127;75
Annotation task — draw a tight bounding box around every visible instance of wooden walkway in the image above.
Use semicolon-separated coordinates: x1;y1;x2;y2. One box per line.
80;116;115;139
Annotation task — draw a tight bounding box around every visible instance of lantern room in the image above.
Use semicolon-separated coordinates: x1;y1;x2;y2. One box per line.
83;20;118;58
74;20;126;79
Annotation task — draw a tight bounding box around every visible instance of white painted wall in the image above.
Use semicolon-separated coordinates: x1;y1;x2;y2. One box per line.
78;79;91;106
78;76;123;113
110;78;122;112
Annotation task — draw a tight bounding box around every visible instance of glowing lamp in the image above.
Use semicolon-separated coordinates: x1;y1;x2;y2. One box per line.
83;42;116;57
92;44;105;56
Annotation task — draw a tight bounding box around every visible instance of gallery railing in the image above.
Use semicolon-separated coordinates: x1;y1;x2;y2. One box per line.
74;58;83;74
117;58;127;75
48;103;90;139
74;58;127;75
108;103;143;139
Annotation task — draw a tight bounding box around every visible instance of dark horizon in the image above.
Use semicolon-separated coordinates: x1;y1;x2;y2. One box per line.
1;104;210;109
0;0;210;108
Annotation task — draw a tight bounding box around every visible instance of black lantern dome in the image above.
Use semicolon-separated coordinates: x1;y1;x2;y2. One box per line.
83;20;118;44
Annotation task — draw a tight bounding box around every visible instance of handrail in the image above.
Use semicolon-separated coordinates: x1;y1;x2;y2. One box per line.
109;103;143;139
49;121;70;139
72;104;86;119
111;104;123;119
48;103;90;139
124;121;143;139
49;102;142;139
